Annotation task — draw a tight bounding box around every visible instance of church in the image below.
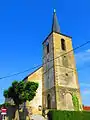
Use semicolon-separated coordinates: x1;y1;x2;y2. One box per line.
23;9;83;115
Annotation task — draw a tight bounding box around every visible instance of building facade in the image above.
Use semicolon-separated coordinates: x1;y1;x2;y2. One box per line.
6;10;83;117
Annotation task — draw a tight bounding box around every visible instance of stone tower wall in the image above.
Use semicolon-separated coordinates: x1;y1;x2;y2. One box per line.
53;32;82;110
42;33;56;109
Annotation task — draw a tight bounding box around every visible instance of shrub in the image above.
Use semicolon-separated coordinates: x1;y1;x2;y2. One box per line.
47;110;90;120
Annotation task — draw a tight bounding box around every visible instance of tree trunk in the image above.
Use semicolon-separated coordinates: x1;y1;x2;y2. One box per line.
14;106;20;120
17;106;20;120
14;109;19;120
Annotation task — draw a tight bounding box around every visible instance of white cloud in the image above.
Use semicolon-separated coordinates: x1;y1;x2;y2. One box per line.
80;83;90;87
82;89;90;95
86;49;90;53
81;88;90;105
75;49;90;66
74;49;90;105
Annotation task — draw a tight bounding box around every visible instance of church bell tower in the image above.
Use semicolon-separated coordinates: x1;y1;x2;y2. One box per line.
42;10;82;111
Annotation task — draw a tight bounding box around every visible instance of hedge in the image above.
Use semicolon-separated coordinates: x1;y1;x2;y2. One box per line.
47;110;90;120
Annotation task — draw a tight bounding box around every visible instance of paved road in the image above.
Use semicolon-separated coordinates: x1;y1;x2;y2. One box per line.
30;114;47;120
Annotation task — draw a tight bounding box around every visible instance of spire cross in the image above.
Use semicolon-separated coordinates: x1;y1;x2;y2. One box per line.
54;9;56;13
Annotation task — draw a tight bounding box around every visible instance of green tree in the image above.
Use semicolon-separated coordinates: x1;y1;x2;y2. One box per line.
4;80;39;119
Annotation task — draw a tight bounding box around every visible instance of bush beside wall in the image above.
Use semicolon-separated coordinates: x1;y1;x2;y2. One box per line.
47;110;90;120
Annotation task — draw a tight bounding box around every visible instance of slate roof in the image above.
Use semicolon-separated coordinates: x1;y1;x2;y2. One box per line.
52;9;60;33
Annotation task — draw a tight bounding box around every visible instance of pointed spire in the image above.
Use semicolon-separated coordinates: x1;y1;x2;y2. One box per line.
52;9;60;33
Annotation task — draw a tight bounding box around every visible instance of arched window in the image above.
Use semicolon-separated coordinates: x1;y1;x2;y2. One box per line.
61;39;66;50
64;93;74;110
47;94;51;109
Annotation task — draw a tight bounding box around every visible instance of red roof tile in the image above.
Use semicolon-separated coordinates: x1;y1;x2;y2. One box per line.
83;106;90;111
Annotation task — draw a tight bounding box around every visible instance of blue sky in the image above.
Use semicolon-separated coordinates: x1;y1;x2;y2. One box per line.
0;0;90;106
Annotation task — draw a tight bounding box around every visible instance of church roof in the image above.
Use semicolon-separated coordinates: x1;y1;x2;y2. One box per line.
52;9;60;33
23;66;42;81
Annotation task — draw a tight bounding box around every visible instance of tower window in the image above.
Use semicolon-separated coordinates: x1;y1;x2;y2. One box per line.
61;39;66;50
46;42;49;54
